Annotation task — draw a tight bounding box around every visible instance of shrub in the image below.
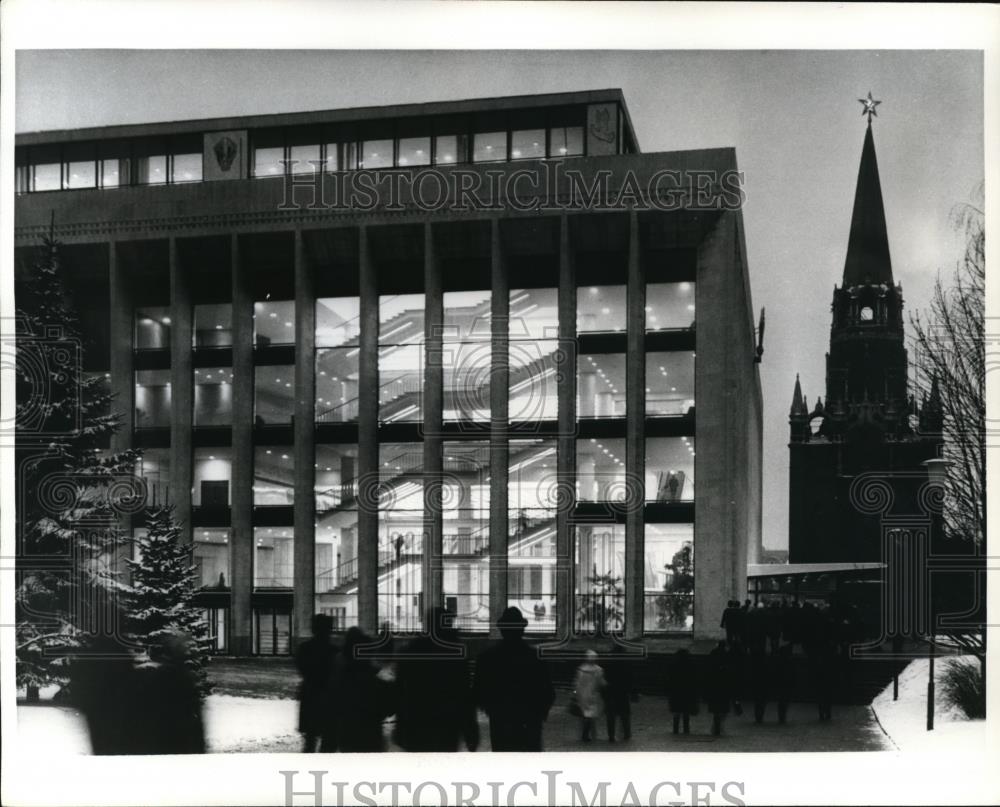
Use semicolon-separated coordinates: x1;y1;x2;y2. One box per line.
940;657;985;719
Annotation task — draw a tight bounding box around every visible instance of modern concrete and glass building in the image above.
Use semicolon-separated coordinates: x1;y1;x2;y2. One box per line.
15;90;762;655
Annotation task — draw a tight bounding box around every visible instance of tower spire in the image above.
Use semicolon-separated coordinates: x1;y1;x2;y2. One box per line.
843;106;893;288
790;373;807;416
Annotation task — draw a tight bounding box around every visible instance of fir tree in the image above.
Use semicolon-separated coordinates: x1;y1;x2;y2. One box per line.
125;506;212;694
16;231;140;696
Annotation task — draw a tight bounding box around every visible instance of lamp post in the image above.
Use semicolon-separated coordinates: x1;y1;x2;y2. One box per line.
921;457;951;731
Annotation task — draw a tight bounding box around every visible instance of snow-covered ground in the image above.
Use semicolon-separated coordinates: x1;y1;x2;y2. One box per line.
16;694;299;754
871;657;987;752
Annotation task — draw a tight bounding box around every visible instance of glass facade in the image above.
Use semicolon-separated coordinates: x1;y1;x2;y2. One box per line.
135;306;171;350
509;288;559;421
646;352;695;417
578;354;625;418
379;293;425;423
194;368;233;426
378;443;424;633
509;438;557;632
194;528;231;589
255;366;295;425
646;437;695;502
135;369;171;428
575;524;625;634
254;527;294;588
254;300;295;346
442;441;490;632
193;448;232;508
316;443;359;632
254;447;294;506
443;291;491;422
194;304;233;347
646;282;696;331
578;285;626;333
577;438;627;501
644;524;694;632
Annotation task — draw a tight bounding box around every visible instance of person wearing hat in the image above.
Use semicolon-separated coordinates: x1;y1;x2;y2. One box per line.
473;606;555;751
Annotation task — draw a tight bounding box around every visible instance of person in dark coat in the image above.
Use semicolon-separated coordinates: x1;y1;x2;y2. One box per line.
705;641;732;736
474;606;555;751
765;602;783;655
748;645;770;724
331;627;396;752
774;643;795;724
667;649;698;735
133;632;207;754
70;633;142;755
602;644;636;743
394;607;480;752
295;613;339;752
720;600;742;650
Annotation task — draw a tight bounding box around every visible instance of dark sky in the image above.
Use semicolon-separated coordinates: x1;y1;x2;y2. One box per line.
15;50;984;548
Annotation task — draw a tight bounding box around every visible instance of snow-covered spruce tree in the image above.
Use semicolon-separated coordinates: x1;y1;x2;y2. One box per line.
15;232;140;698
125;505;212;695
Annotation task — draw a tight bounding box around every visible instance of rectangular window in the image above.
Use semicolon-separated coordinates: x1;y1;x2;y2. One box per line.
578;353;626;418
647;281;696;331
315;348;360;424
316;297;361;348
509;438;557;632
134;306;171;349
254;528;294;588
360;139;393;169
33;162;62;191
194;530;231;590
577;285;626;333
135;370;171;428
646;352;695;417
576;437;626;502
253;299;295;346
64;144;97;189
171;152;202;183
193;448;232;507
194;367;234;426
378;443;424;633
194;303;233;348
510;129;546;161
575;524;625;634
442;441;490;633
316;444;359;509
135;141;167;185
316;507;359;629
253;146;285;178
100;158;123;188
443;291;491;423
434;134;466;165
379;345;423;423
646;437;695;502
254;447;294;506
472;131;507;163
644;524;694;633
397;137;431;167
289;143;321;175
254;608;292;654
549;126;584;157
135;447;170;505
254;366;294;425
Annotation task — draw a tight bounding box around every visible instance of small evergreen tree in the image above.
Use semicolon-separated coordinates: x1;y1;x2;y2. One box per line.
16;232;139;696
125;506;212;694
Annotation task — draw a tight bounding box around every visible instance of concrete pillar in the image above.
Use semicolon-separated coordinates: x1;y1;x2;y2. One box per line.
556;215;577;639
422;223;444;625
693;211;738;640
108;241;133;456
169;237;193;542
488;218;509;637
231;234;254;655
293;229;316;643
625;211;646;640
357;227;379;634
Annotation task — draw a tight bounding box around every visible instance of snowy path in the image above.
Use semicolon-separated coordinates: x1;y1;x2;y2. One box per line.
871;658;987;752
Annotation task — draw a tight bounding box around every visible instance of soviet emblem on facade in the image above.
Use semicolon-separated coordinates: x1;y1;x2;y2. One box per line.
589;106;616;144
213;136;238;171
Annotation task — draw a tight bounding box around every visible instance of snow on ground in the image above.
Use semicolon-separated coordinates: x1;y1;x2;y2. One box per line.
16;694;299;755
871;657;987;752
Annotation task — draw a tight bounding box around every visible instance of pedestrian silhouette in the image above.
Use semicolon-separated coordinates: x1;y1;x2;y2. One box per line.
331;627;396;752
295;613;339;752
603;644;636;742
474;606;555;751
705;641;732;736
394;607;479;752
667;648;698;735
765;602;783;654
720;600;741;650
774;643;795;723
573;649;606;742
748;644;770;724
70;632;142;755
133;632;206;754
